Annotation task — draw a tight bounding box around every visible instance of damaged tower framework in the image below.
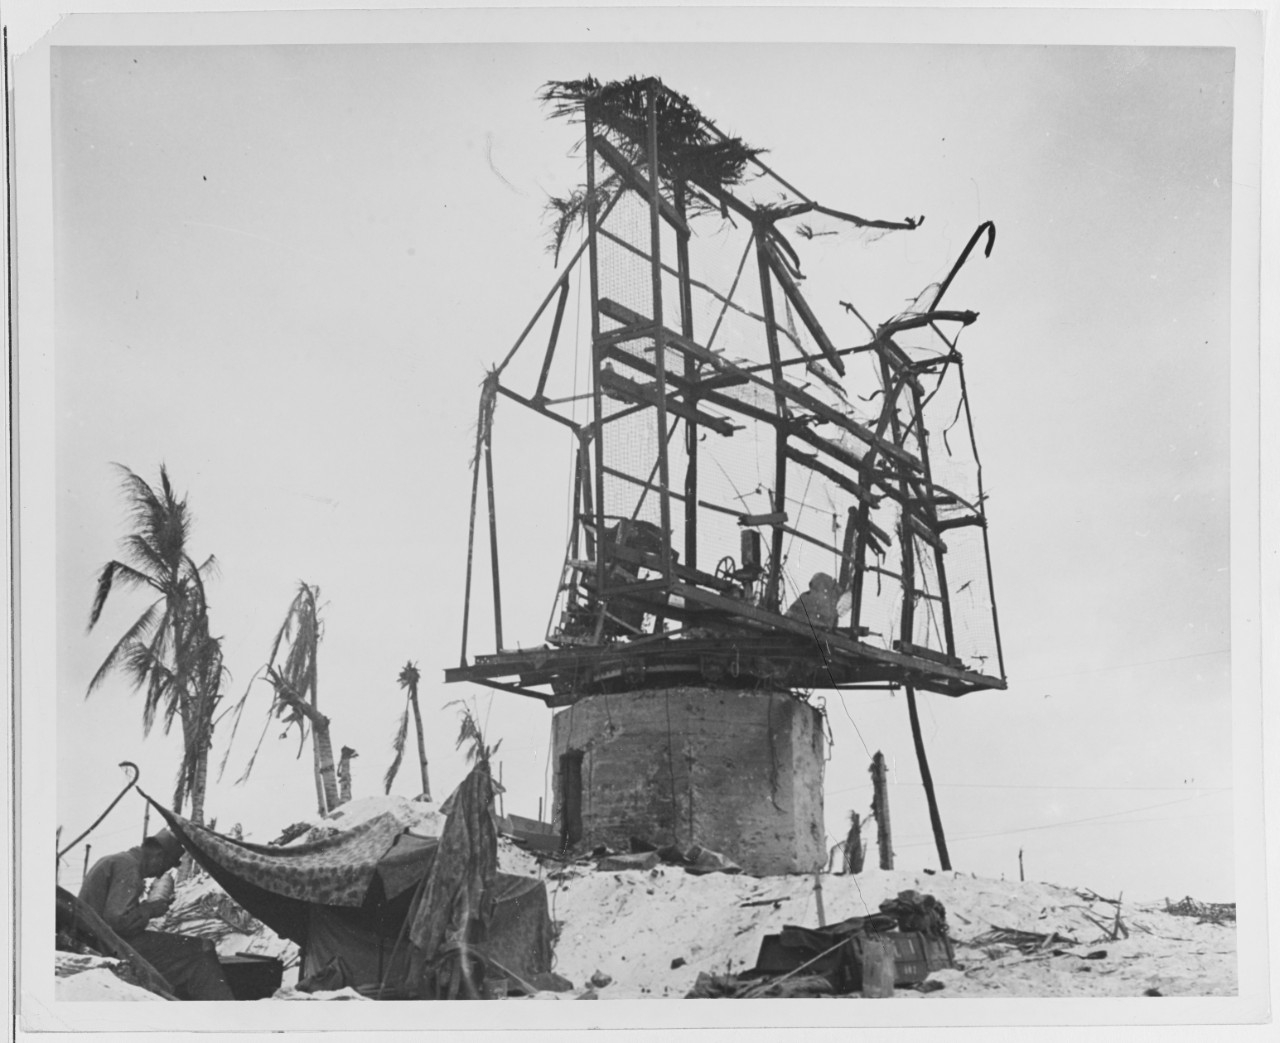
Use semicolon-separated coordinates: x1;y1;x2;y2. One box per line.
446;77;1006;874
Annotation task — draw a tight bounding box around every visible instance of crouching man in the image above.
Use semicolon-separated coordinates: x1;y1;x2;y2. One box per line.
79;829;234;1000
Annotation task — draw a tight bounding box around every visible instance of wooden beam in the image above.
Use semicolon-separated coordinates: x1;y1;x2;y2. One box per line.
599;340;777;430
755;226;788;612
599;366;739;436
645;86;675;584
585;105;609;612
56;887;178;1000
906;512;948;553
484;436;504;652
533;277;571;401
784;446;882;510
670;582;1000;687
935;515;986;533
761;239;846;376
592;134;689;236
494;383;582;431
675;179;699;573
611;307;923;473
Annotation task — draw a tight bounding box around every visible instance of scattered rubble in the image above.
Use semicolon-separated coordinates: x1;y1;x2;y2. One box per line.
1164;896;1236;924
56;795;1237;1001
539;867;1238;999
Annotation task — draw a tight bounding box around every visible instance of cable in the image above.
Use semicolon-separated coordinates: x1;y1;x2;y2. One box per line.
835;695;874;762
894;792;1219;848
827;781;1231;796
1016;647;1229;684
793;596;874;761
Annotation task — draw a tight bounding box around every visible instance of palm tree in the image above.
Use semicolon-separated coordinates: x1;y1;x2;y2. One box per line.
218;582;347;814
87;464;223;825
384;661;431;799
266;583;341;814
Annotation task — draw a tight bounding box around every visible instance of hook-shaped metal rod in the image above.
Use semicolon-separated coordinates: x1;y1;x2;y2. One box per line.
56;761;140;859
930;221;996;311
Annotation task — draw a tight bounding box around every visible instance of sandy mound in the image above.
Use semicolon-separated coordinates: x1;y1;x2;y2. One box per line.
540;865;1237;999
55;954;166;1001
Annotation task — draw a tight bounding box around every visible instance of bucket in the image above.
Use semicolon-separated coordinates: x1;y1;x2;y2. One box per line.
859;936;896;998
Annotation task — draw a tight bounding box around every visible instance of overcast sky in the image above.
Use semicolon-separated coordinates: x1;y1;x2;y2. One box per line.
39;35;1244;910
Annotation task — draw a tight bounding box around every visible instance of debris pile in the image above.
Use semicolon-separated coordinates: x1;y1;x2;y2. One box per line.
1164;896;1236;924
536;866;1238;999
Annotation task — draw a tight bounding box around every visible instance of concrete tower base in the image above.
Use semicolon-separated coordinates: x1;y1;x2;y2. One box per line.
551;687;825;876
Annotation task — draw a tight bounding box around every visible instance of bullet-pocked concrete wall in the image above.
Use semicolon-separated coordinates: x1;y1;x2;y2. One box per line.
551;687;825;875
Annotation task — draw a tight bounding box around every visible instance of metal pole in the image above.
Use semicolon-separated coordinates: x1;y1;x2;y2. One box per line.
871;752;893;870
484;432;504;652
906;684;951;871
646;84;673;581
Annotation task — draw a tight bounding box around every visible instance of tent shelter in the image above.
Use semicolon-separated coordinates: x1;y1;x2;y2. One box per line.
149;800;556;997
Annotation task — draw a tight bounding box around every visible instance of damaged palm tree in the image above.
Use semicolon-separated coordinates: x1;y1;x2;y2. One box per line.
407;751;499;999
384;661;431;800
221;582;344;815
337;745;358;804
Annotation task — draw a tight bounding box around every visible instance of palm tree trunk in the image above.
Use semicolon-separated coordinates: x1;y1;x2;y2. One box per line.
312;714;341;813
190;732;208;826
309;645;329;816
408;685;431;801
311;737;328;815
337;746;356;805
409;696;430;803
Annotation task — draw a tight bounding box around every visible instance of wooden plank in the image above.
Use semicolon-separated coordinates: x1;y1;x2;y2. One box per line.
599;464;747;524
657;322;923;472
755;229;788;613
644;88;676;586
494;383;582;432
468;677;553;705
875;338;925;395
935;515;986;533
56;887;178;1000
762;240;846;376
779;523;844;558
738;510;788;527
906;512;948;552
877;310;977;339
592;134;689;235
595;226;795;353
675;179;699;572
599;366;739;436
533;278;571;401
894;640;965;668
784;446;882;510
670;582;999;687
597;340;775;428
685;177;758;224
484;437;504;652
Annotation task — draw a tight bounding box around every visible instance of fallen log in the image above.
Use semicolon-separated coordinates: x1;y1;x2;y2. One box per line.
55;886;176;1000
